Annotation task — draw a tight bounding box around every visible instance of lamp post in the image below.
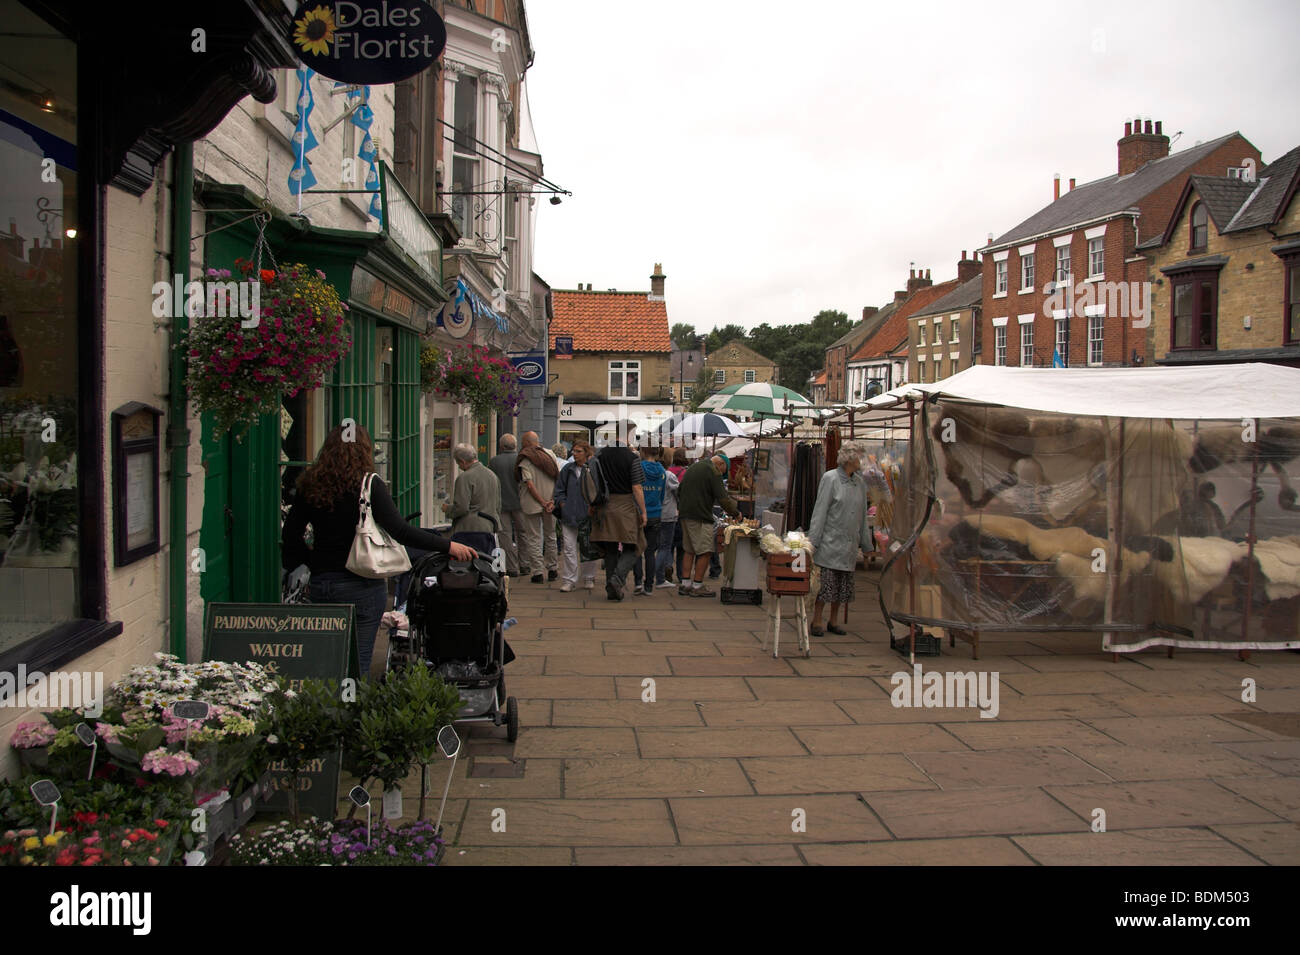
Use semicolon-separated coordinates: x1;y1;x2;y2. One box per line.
678;350;694;413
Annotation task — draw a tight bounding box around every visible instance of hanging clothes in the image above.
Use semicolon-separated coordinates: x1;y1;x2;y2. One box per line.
824;425;841;474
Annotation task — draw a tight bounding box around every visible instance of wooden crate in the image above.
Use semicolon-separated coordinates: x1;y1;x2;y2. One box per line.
766;552;810;595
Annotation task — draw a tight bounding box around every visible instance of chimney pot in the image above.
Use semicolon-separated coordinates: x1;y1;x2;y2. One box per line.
1144;119;1153;134
1069;178;1076;191
910;268;915;279
1054;173;1061;200
1124;121;1132;137
1155;120;1162;135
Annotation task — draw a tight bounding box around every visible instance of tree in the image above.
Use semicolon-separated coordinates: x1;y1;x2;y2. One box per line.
704;323;748;353
670;323;698;350
687;364;720;412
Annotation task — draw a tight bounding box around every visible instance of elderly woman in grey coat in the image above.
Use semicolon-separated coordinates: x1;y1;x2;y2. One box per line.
807;440;873;636
450;443;502;536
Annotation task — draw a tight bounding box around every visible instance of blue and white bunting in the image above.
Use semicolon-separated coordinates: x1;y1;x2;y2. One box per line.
288;65;318;195
348;85;383;224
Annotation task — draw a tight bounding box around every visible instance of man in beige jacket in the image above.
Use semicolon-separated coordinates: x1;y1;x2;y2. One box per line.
516;431;559;583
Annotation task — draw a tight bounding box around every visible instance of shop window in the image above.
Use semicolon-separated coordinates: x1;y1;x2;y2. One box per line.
374;326;394;484
0;4;82;656
609;359;640;399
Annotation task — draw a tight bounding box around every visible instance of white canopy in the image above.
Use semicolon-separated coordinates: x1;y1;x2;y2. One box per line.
846;364;1300;421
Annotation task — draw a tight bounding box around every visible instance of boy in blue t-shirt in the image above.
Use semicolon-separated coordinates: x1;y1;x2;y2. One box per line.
632;446;667;596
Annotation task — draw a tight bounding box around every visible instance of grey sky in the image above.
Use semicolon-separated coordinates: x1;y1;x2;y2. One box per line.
525;0;1300;335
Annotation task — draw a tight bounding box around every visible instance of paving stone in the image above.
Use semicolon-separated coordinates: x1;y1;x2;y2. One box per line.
443;847;574;866
551;700;704;727
793;723;967;756
1015;654;1148;673
985;694;1135;721
788;657;899;677
576;845;803;865
742;754;936;795
1106;667;1272;694
747;676;891;700
648;629;759;643
1218;713;1300;739
1099;691;1264;718
613;676;755;701
1013;827;1263;866
1082;715;1270;746
511;727;639;759
1045;779;1283;830
667;656;797;677
698;700;854;726
1000;671;1138;696
867;786;1087;839
447;757;563;799
564;757;752;798
801;836;1034;866
509;676;617;700
715;643;781;656
1064;744;1277;782
835;699;989;724
455;798;677;846
543;655;672;676
1242;688;1300;713
909;747;1112;789
603;641;721;656
670;794;889;844
1218;739;1300;775
1210;823;1300;865
510;639;597;656
1211;775;1300;821
636;726;808;758
501;656;545;675
943;719;1119;750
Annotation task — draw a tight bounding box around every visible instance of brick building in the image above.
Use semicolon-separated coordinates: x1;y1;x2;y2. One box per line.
1142;144;1300;367
823;305;882;402
846;266;961;397
978;120;1260;369
909;267;983;384
702;340;779;396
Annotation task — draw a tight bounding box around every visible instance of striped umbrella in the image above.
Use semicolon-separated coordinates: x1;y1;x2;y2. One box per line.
661;412;746;437
699;382;816;418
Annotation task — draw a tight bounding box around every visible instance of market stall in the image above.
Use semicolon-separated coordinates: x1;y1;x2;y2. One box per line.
867;364;1300;660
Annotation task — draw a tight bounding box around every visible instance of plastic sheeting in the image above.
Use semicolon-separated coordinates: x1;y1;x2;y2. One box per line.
883;398;1300;651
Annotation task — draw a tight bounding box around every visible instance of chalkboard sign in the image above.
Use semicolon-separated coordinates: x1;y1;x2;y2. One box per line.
203;602;357;818
171;700;210;721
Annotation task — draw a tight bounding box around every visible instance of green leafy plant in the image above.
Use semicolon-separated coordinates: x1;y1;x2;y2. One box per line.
262;678;346;823
419;343;524;418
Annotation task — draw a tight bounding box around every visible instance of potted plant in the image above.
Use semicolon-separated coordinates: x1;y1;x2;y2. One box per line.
419;343;524;420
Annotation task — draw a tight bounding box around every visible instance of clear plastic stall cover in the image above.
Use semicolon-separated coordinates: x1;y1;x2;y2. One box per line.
882;400;1300;650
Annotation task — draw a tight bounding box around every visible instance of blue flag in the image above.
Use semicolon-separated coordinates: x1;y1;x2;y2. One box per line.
1052;348;1065;368
288;66;318;195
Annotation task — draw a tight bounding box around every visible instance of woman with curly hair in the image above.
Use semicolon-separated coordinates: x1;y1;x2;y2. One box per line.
282;423;475;677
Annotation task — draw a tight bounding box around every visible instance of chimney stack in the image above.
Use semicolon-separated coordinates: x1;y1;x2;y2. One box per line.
894;289;908;304
862;306;878;321
906;267;933;294
1118;116;1170;176
957;250;980;284
648;262;666;301
1054;173;1061;200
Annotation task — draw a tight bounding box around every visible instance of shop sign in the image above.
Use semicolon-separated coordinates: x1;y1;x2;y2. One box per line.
438;282;473;339
509;352;546;385
203;602;357;818
554;335;573;358
291;1;447;86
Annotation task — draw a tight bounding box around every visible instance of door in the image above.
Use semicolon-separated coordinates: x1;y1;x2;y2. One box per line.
198;414;233;604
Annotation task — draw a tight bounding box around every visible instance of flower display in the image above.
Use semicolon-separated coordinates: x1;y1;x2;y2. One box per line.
140;748;201;778
420;344;524;419
230;817;444;866
9;721;56;749
182;261;350;437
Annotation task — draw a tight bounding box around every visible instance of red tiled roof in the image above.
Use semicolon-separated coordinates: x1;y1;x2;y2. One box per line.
812;370;828;386
550;289;672;353
849;281;958;362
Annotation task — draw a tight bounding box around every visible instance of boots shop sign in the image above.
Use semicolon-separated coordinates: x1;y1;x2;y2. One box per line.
291;1;447;85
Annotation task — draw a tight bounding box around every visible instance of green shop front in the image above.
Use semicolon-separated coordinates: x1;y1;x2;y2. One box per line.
196;174;445;604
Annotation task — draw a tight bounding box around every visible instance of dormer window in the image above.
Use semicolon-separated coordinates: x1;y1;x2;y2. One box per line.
1190;201;1208;253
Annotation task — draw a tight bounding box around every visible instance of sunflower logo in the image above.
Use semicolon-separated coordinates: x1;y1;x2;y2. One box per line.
293;5;336;56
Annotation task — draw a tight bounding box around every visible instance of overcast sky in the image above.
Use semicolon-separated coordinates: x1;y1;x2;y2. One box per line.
523;0;1300;335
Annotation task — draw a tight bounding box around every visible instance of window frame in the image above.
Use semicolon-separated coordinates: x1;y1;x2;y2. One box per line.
608;359;642;399
994;326;1007;366
1021;252;1035;292
917;322;926;346
1055;317;1068;367
950;317;959;343
1020;322;1034;366
713;368;726;385
1189;201;1208;253
1088;314;1105;366
743;369;756;383
1055;245;1071;285
995;260;1008;295
1087;237;1105;278
1285;255;1300;346
1169;271;1219;351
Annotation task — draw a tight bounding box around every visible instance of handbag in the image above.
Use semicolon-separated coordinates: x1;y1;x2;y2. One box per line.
577;516;602;562
346;472;413;579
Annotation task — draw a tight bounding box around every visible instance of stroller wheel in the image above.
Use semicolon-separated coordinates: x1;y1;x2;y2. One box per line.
506;696;519;742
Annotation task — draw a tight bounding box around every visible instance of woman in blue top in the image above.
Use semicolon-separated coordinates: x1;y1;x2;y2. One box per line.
632;446;667;596
807;441;873;636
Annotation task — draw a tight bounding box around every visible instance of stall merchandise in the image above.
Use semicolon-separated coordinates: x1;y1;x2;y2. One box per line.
854;364;1300;657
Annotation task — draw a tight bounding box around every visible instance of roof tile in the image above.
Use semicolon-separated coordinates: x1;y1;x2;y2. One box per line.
550;289;672;353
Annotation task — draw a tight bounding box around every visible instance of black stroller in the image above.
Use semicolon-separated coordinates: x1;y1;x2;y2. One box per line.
389;527;519;742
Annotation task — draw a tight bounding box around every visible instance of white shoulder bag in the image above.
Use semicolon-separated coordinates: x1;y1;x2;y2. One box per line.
346;472;413;579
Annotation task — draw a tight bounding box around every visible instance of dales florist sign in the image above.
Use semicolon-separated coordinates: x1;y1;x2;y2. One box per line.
292;1;447;85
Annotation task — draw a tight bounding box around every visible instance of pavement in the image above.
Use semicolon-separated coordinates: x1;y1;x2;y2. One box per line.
355;568;1300;866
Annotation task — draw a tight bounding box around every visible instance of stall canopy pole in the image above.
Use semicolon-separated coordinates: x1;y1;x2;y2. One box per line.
1103;416;1121;657
1241;418;1261;658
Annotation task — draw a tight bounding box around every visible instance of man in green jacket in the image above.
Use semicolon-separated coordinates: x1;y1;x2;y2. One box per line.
676;453;738;597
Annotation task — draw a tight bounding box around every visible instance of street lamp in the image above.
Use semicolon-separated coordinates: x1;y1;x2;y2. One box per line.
678;349;695;412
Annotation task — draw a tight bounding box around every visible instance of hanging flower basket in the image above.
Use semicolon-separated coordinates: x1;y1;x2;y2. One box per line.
182;260;351;438
420;344;524;419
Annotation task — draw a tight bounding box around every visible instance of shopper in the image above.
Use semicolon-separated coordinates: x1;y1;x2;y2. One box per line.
807;441;873;636
655;448;682;588
449;443;501;535
488;434;525;577
632;446;666;596
516;430;559;583
668;448;689;584
282;424;475;679
677;453;738;597
553;439;600;592
591;421;646;600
